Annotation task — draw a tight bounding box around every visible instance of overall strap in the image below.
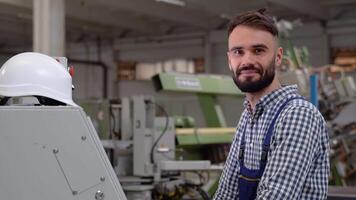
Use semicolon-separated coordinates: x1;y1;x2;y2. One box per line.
238;120;248;164
260;96;305;165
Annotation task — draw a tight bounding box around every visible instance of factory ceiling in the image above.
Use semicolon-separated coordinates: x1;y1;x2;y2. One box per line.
0;0;356;48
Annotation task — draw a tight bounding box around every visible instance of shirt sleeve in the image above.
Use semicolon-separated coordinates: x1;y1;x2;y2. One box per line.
213;113;247;200
213;134;240;199
256;106;328;199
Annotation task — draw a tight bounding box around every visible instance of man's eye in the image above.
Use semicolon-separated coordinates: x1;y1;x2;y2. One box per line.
233;49;243;55
254;48;264;54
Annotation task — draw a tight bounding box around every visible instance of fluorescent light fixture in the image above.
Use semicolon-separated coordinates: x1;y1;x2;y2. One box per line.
155;0;186;7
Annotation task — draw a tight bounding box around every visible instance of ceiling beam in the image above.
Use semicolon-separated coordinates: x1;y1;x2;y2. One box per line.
266;0;328;20
0;0;166;35
84;0;218;29
0;0;31;7
184;0;265;18
323;0;356;6
66;1;163;35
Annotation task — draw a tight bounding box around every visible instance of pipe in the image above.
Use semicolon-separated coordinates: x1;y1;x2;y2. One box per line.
67;58;108;98
310;74;319;109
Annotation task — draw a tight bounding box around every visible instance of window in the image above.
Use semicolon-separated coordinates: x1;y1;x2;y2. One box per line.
333;48;356;69
117;58;204;80
117;61;136;80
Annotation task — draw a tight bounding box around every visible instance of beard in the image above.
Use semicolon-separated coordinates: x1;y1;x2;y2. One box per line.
231;59;275;93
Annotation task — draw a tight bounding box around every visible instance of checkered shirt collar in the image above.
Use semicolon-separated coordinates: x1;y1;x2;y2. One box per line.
243;85;299;114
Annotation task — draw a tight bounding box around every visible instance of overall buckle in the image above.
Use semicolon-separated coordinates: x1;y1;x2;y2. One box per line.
261;144;269;163
239;146;245;161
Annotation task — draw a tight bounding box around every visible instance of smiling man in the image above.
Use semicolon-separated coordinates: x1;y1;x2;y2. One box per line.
213;9;329;200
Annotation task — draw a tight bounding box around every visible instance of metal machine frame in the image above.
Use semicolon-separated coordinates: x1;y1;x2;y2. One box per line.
0;105;127;200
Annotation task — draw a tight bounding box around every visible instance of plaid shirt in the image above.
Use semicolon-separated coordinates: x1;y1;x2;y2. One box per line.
214;85;329;200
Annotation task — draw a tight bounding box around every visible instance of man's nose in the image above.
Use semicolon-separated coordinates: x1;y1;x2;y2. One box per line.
240;52;256;66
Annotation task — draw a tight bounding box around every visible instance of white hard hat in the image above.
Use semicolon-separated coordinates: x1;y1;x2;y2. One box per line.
0;52;77;106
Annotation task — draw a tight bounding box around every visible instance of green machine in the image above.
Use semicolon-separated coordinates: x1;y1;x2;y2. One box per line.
152;72;243;144
152;73;243;127
152;72;244;196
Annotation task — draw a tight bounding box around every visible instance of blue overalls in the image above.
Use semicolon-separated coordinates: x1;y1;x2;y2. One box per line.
238;97;304;200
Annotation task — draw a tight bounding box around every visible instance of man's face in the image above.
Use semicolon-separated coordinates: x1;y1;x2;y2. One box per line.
227;25;283;93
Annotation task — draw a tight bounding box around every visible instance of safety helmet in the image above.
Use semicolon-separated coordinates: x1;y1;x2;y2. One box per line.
0;52;77;106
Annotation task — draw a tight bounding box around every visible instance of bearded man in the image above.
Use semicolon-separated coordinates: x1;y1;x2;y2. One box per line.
213;9;329;200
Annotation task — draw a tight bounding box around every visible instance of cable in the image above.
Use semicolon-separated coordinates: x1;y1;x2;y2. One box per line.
149;102;169;164
195;185;211;200
184;171;205;186
182;181;211;200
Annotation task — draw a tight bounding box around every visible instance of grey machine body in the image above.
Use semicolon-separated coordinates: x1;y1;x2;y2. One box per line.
0;105;127;200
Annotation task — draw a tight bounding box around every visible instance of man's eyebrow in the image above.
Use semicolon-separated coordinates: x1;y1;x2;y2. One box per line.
229;44;268;51
229;46;243;51
252;44;268;49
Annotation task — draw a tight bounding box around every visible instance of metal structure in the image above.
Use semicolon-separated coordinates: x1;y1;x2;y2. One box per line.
93;96;212;199
0;105;127;200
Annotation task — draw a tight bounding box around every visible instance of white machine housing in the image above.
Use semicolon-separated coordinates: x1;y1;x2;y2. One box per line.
0;105;127;200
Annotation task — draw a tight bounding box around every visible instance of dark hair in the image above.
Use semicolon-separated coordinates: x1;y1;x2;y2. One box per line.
228;8;278;37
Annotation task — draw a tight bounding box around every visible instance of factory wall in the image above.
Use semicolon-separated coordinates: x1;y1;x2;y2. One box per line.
116;38;205;63
9;21;344;103
116;22;330;77
328;18;356;48
290;22;331;67
67;41;118;100
64;22;332;127
207;22;331;75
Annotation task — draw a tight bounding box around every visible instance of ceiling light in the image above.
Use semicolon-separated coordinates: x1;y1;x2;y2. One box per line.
155;0;186;7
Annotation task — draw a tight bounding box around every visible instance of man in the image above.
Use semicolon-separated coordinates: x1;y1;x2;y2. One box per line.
214;9;329;200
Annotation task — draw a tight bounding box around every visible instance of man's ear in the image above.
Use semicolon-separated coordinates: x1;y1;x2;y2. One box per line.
227;52;233;71
275;47;283;66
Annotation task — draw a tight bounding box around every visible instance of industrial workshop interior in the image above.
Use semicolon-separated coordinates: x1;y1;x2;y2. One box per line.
0;0;356;199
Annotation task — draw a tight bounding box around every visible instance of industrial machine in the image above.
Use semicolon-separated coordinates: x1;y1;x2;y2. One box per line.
79;72;245;199
83;95;220;200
